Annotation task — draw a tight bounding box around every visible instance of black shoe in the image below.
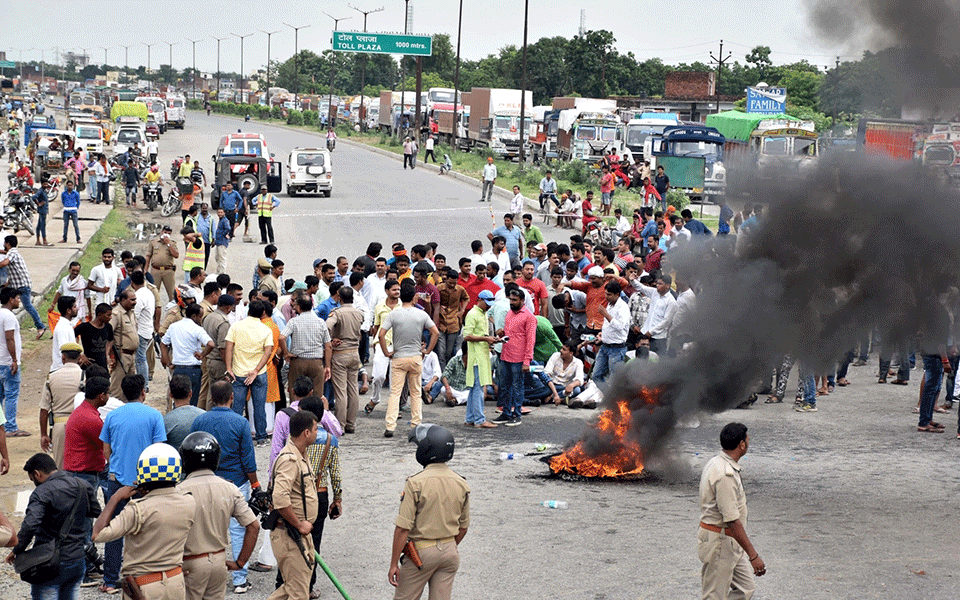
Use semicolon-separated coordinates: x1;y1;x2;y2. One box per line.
526;398;541;407
492;413;511;423
383;430;394;438
505;417;522;427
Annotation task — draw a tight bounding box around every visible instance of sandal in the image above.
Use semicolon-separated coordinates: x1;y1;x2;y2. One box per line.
363;402;376;415
7;429;30;437
929;421;943;429
891;379;909;385
827;384;835;393
912;407;920;413
764;396;783;404
917;425;944;433
878;377;887;384
934;406;947;413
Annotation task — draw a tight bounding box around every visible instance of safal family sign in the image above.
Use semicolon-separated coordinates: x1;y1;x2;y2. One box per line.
332;32;433;56
745;87;787;114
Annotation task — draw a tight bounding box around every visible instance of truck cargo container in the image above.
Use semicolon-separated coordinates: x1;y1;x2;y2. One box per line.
464;87;533;158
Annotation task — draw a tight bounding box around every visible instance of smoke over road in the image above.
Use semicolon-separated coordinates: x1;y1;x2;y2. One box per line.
593;156;960;462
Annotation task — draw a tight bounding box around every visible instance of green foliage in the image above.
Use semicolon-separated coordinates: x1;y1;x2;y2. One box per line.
784;103;831;132
270;106;284;120
387;136;400;148
287;110;304;126
187;99;202;110
665;189;690;211
476;147;498;161
778;70;822;110
302;110;318;126
554;160;590;185
257;106;271;120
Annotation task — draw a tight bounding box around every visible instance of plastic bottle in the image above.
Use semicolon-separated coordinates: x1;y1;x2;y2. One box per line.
540;501;568;509
535;444;547;452
500;453;516;460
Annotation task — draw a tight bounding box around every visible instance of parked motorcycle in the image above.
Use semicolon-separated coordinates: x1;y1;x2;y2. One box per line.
4;188;36;235
170;157;184;181
144;181;162;211
161;185;182;217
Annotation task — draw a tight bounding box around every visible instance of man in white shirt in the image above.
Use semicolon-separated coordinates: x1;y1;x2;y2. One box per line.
638;274;678;356
51;297;78;372
423;134;437;163
146;138;159;164
87;248;122;307
613;208;632;240
510;185;525;216
480;157;497;202
362;258;388;309
160;303;214;406
671;275;697;354
593;281;631;383
545;340;585;403
0;287;24;436
52;261;89;323
481;237;512;275
130;271;156;390
538;170;558;211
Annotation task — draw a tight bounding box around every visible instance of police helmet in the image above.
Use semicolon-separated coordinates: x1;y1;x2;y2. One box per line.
136;443;182;485
408;423;455;467
179;431;221;475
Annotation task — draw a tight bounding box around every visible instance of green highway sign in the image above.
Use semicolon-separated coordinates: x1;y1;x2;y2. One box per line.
0;61;16;68
332;31;432;56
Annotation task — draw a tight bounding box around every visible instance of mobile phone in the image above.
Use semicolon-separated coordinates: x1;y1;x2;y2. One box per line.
329;503;341;519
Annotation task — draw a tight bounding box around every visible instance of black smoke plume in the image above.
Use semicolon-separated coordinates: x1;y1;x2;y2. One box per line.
591;156;960;461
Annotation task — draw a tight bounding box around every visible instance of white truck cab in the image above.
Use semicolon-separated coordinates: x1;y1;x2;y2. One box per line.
286;148;332;197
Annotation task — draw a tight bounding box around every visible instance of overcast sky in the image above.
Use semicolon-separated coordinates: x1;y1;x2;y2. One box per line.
3;0;862;76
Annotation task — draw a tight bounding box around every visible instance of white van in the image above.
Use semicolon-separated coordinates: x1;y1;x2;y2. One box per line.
286;148;332;197
74;120;104;154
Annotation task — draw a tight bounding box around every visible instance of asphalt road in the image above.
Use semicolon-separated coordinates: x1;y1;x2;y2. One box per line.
2;110;957;600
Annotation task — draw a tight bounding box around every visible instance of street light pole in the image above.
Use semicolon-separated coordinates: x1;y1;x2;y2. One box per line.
284;23;311;106
143;42;156;79
98;46;109;70
350;4;385;131
120;45;131;85
186;39;201;100
212;36;227;99
261;30;280;108
165;41;177;86
399;0;410;139
453;0;463;149
519;0;529;164
231;33;252;103
322;12;351;126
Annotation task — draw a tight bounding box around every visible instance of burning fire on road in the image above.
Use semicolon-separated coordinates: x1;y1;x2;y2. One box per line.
549;386;663;479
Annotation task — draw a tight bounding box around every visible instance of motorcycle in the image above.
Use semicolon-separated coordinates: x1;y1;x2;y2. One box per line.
144;181;162;211
327;137;336;152
161;184;182;217
170;157;184;181
40;174;62;203
4;187;36;235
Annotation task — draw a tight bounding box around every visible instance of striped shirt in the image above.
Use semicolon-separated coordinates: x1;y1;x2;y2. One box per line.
281;311;330;359
4;248;30;289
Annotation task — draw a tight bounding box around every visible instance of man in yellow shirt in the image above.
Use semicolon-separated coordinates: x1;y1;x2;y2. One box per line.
178;154;194;178
224;300;274;445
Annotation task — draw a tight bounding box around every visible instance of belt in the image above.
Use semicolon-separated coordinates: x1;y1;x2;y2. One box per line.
122;348;136;355
318;487;328;493
291;356;324;361
53;415;71;425
602;342;627;348
183;549;225;562
152;265;175;271
173;364;202;369
133;566;182;587
413;537;455;550
699;522;729;535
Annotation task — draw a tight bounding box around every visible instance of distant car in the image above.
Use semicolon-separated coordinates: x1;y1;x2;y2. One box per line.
145;120;160;140
286;148;332;197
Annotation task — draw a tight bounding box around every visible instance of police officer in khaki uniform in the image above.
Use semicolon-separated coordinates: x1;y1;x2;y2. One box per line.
178;432;259;600
94;443;197;600
388;424;470;600
268;411;319;600
201;295;235;409
110;290;138;400
698;422;765;600
147;225;181;302
39;342;84;468
197;283;219;411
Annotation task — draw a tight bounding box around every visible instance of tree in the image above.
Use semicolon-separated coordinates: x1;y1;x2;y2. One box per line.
401;72;453;91
745;46;773;83
778;69;822;109
564;30;618;98
421;34;455;82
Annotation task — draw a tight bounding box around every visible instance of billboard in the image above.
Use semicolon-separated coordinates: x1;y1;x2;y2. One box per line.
746;87;787;114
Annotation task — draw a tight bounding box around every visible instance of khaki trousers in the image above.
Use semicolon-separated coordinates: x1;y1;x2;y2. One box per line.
183;551;228;600
151;268;177;302
124;571;186;600
198;357;211;410
268;528;315;600
385;355;422;432
51;422;66;469
393;540;460;600
110;354;136;399
698;527;755;600
147;337;157;378
331;349;361;429
287;357;325;401
214;246;228;274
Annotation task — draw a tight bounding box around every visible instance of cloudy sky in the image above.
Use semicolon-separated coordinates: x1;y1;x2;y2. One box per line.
3;0;863;75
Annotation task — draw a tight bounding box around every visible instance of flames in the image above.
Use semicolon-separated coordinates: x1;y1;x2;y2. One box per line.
549;387;661;478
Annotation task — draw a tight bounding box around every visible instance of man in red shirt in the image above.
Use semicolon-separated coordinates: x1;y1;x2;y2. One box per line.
463;263;500;312
645;235;665;273
457;257;475;288
493;288;537;426
63;373;110;581
412;266;441;324
562;266;609;334
516;259;548;317
15;158;34;187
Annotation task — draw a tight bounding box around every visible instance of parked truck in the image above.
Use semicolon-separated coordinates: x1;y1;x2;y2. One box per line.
527;106;560;164
552;97;624;163
464;87;533;158
378;90;416;136
647;125;727;201
705;110;818;180
165;94;186;129
623;112;679;163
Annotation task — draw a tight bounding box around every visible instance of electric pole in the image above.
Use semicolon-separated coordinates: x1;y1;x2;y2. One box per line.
165;41;177;86
453;0;464;149
350;4;385;131
519;0;529;164
143;42;157;79
212;36;227;99
98;46;109;71
261;30;280;108
322;13;351;125
186;39;201;99
232;32;252;102
284;23;311;106
120;45;131;86
399;0;410;139
709;39;732;114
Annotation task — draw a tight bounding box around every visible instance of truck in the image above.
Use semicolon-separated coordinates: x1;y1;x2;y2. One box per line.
136;96;168;133
647;125;727;201
527;106;560;163
623;112;679;163
552;97;623;163
378;90;416;136
705;110;818;180
464;87;533;158
165;94;186;129
855;118;931;162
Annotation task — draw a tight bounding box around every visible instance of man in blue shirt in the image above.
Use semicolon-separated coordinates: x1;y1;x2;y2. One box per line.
488;213;526;267
639;209;659;253
33;179;50;245
315;281;343;320
60;179;81;244
191;380;260;594
213;207;233;275
218;181;242;231
196;203;214;269
681;209;712;236
97;374;166;594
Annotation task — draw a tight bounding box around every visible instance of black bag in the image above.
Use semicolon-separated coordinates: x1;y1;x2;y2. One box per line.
77;179;85;192
14;488;83;584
